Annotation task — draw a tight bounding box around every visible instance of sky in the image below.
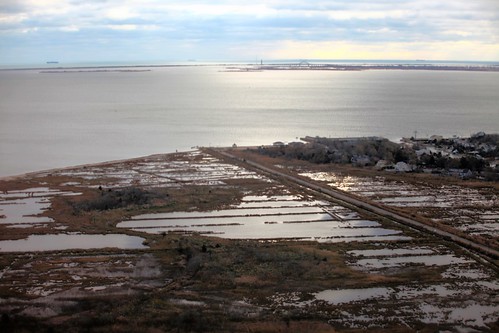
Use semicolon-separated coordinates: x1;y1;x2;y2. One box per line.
0;0;498;65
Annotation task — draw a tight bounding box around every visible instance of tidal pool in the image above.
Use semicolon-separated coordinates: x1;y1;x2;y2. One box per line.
299;170;499;239
0;234;148;252
352;254;472;270
233;200;328;209
315;287;391;305
120;196;402;241
123;215;402;241
54;151;269;188
129;225;404;242
0;197;53;224
118;213;335;229
348;248;435;257
0;187;80;227
241;195;302;202
131;206;326;220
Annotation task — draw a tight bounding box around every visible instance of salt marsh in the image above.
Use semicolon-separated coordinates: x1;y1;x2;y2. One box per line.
119;195;406;242
300;171;499;241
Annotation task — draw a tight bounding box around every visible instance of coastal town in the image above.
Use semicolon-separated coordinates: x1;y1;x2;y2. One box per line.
257;132;498;181
2;0;498;331
0;136;498;332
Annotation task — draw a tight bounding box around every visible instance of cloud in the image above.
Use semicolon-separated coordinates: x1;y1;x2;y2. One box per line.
0;0;498;63
268;40;499;61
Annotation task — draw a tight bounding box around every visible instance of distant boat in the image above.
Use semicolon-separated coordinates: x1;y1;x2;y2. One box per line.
46;61;59;64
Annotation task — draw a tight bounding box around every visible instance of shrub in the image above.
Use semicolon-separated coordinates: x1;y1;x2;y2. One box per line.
75;187;154;211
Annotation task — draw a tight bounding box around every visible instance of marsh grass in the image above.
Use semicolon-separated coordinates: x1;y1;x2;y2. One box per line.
1;151;498;332
72;187;155;212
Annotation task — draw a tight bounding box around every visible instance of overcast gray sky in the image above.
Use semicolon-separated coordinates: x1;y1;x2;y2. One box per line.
1;0;498;64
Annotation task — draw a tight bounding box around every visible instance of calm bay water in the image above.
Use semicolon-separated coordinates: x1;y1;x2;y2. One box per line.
1;66;498;177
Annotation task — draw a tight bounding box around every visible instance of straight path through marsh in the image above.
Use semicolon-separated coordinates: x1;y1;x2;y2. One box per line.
210;148;499;261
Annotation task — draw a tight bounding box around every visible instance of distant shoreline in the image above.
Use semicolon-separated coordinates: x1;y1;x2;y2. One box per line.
0;152;173;181
0;64;200;72
225;63;499;72
2;63;499;72
39;69;152;73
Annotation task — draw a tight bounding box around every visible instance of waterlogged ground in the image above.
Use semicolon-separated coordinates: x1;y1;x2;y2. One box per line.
117;194;409;242
0;150;498;332
0;187;79;228
299;171;499;247
267;242;498;329
52;150;266;189
0;234;148;252
0;253;163;318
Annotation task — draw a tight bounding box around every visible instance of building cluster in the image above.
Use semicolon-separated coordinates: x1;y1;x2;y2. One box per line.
260;132;498;180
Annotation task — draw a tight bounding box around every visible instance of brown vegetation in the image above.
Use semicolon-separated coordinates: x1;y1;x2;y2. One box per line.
0;150;497;332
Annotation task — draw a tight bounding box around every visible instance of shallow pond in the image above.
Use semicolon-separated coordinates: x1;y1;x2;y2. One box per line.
129;224;405;242
0;234;148;252
124;216;402;241
315;287;391;304
299;170;499;239
53;151;269;188
121;195;403;242
0;187;80;226
131;206;327;220
233;200;328;209
352;254;472;270
119;213;335;229
0;197;53;224
241;195;302;202
347;248;435;257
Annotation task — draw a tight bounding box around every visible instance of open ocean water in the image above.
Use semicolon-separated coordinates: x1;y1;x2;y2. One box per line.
1;65;498;177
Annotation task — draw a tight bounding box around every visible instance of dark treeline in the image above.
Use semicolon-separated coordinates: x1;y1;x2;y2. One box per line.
254;134;499;180
257;137;400;165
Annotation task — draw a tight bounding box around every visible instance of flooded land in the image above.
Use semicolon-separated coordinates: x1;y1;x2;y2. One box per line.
0;149;498;332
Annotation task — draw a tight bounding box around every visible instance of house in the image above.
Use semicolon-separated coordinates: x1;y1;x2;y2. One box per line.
374;160;394;170
394;161;413;172
351;155;371;166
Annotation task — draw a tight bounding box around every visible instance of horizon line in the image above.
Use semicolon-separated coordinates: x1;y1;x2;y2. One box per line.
2;58;499;70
